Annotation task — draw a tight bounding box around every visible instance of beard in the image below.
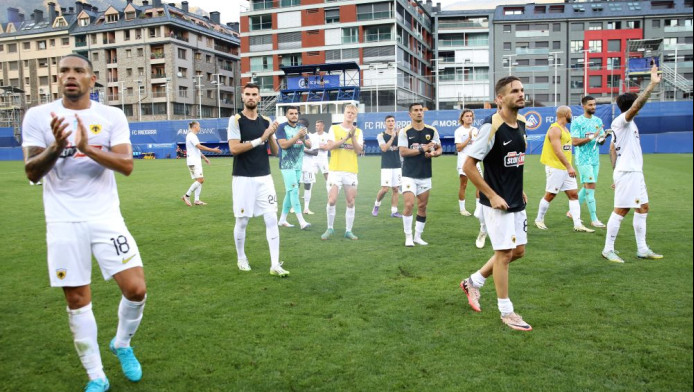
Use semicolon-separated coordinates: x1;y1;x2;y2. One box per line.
244;100;257;110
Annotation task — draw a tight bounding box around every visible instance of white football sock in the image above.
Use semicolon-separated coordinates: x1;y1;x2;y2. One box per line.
67;303;105;380
569;199;582;227
345;206;355;232
263;212;280;268
603;212;623;253
633;212;649;253
414;220;426;239
194;183;202;202
402;215;413;235
374;200;381;207
303;188;312;210
536;198;550;221
295;212;307;227
234;217;249;261
470;271;486;288
459;199;466;211
391;206;398;214
479;222;487;234
186;181;200;197
327;204;336;229
497;297;514;316
278;211;288;223
115;295;146;348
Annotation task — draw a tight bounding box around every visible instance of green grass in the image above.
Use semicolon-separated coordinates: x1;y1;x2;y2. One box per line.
0;154;692;392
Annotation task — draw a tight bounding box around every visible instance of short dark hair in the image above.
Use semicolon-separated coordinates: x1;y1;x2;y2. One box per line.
60;54;94;72
408;103;423;112
495;76;521;96
298;118;309;127
188;120;199;128
384;115;395;121
243;82;260;92
581;95;596;105
285;106;300;114
616;93;638;113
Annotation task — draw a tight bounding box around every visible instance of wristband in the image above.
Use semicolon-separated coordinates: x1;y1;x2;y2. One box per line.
418;146;425;154
250;138;263;148
588;134;595;140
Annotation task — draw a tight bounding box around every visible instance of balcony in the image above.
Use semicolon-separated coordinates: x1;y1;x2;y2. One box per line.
664;43;693;51
151;91;167;98
357;11;394;22
151;52;165;59
516;48;549;55
664;25;693;33
151;73;167;80
75;41;87;47
514;66;550;73
438;20;488;29
365;33;393;43
515;30;550;38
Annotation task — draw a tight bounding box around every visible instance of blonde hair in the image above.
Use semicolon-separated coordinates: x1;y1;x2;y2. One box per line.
344;103;358;113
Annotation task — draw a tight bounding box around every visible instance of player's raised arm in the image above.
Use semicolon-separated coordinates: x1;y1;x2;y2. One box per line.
624;64;661;122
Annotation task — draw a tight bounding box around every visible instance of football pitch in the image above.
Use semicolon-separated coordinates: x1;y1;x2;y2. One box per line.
0;154;692;392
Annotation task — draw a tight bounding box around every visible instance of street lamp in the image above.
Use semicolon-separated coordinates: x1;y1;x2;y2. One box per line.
119;80;125;112
503;54;519;76
165;78;171;121
549;51;563;107
212;73;221;118
136;80;142;122
194;74;203;119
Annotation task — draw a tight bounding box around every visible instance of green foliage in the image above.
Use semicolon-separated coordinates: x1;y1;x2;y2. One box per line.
1;155;691;391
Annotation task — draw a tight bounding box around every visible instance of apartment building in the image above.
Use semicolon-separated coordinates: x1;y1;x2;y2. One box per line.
240;0;439;112
433;9;494;110
70;0;241;121
0;3;76;132
493;0;693;106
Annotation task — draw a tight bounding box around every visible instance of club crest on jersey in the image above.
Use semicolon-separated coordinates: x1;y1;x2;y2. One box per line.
504;152;525;168
90;124;102;135
425;134;431;141
56;269;67;280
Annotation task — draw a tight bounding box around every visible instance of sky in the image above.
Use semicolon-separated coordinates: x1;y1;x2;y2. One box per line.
185;0;473;24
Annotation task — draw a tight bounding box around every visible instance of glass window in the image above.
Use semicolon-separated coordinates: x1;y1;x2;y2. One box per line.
588;40;602;53
325;8;339;24
607;40;621;52
589;75;602;88
250;14;272;31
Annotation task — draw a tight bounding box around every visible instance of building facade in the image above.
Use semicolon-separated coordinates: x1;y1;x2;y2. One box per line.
240;0;439;113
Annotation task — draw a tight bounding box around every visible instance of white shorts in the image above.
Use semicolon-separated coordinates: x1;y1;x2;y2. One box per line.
301;170;316;184
401;177;432;196
315;156;329;174
328;171;358;191
613;171;649;208
381;168;402;187
459;156;482;177
232;175;278;217
457;153;468;176
545;166;577;194
46;219;143;287
482;206;528;251
188;164;203;179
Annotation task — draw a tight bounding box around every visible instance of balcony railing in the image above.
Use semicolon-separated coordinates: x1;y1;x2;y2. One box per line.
516;48;549;55
438;21;488;29
151;52;165;59
664;25;693;33
357;11;393;21
515;30;549;38
75;41;87;47
151;91;167;98
151;73;167;79
365;33;393;42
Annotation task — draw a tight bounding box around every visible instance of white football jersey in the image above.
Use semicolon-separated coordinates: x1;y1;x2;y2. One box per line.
314;131;332;161
185;132;202;166
454;125;479;168
302;133;318;171
22;100;131;222
611;113;643;172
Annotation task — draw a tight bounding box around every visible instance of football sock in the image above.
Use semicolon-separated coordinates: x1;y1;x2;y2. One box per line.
536;198;550;221
479;222;487;234
459;199;466;211
278;211;288;223
303;188;312;210
414;215;426;239
603;212;623;253
474;198;481;219
585;189;598;222
67;303;105;381
497;297;514;316
374;200;381;207
295;212;307;227
391;206;398;214
327;204;336;229
471;271;486;288
186;181;200;197
194;183;202;202
633;212;649;253
578;187;586;206
569;199;582;227
263;212;280;268
402;215;413;235
233;217;249;261
115;295;146;348
345;206;355;232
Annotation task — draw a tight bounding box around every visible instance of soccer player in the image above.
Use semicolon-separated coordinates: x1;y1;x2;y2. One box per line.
459;76;532;331
321;104;364;240
534;106;595;233
276;107;312;229
228;83;289;276
22;54;146;391
602;64;663;263
454;109;479;216
371;115;403;218
301;120;330;214
398;103;442;246
181;120;222;206
570;96;607;227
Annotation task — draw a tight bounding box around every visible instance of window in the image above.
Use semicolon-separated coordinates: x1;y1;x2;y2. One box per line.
137;48;144;57
516;24;529;31
278;32;301;49
49;39;55;47
250;56;273;72
23;42;31;50
342;27;359;44
280;53;302;66
92;52;99;61
325;8;339;24
503;42;511;51
206;55;212;63
570;23;583;31
535;76;549;83
517;59;530;66
534;6;546;14
588;40;602;53
625;20;641;29
62;38;70;46
652;20;661;28
570;41;583;53
549;5;564;13
553;41;561;50
590;58;602;70
178;67;187;78
79;17;89;27
570;76;583;89
124;30;130;41
127;68;133;77
106;14;118;23
9;61;18;70
195;52;202;61
589;22;602;31
607;40;621;52
357;2;392;21
589;75;602;89
365;25;392;42
503;25;511;33
535;58;549;66
8;43;17;53
607;21;621;30
178;48;187;59
250;14;272;30
553;23;561;32
126;49;132;58
553;76;560;84
250;34;273;51
607;58;621;70
535;41;549;49
503;7;523;15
